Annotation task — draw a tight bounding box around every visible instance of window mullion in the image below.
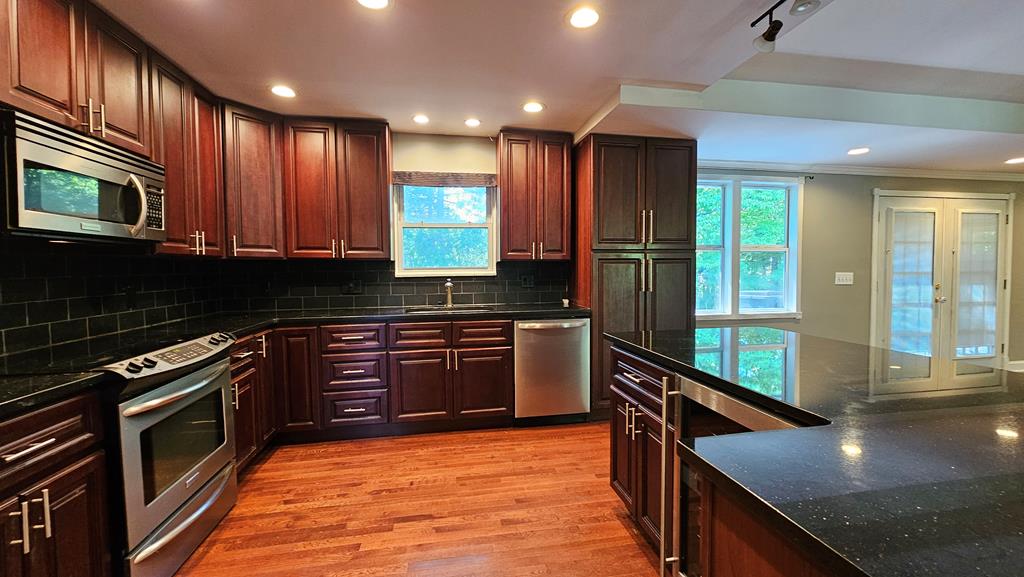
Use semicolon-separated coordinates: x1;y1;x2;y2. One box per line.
730;179;741;316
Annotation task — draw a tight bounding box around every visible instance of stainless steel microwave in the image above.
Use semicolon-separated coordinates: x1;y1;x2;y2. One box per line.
2;109;166;242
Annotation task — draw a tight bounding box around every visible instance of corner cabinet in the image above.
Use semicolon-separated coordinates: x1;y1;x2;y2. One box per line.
498;130;572;261
223;103;286;258
283;119;391;260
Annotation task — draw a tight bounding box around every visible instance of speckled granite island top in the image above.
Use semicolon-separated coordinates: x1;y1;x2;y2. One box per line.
605;327;1024;577
0;304;589;419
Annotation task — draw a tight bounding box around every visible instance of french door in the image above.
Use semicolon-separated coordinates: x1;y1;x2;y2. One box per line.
872;194;1010;395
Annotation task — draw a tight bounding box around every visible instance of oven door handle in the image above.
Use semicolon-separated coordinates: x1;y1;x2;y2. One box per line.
132;462;234;565
122;365;228;417
126;173;148;238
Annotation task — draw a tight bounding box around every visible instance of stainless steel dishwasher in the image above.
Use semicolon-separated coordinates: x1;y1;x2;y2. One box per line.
514;319;591;418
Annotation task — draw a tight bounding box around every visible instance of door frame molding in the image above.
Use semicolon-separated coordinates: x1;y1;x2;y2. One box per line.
869;189;1016;368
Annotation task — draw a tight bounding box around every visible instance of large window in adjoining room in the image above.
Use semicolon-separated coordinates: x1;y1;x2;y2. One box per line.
393;184;497;277
696;175;802;319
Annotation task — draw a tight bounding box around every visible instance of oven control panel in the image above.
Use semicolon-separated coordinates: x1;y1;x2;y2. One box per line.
102;333;235;379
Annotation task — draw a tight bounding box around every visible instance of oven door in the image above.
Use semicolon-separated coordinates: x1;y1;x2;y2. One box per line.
119;359;234;549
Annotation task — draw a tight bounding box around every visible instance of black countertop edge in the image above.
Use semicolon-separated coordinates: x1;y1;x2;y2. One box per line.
0;372;111;420
678;441;870;577
603;332;828;427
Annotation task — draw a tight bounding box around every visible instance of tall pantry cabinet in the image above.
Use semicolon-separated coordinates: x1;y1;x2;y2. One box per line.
572;134;697;415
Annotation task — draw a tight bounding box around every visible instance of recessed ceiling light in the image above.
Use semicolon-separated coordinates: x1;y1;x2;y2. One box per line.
569;6;600;28
270;85;296;98
357;0;389;9
465;118;481;128
412;114;429;125
523;101;544;113
1006;157;1024;165
848;147;871;156
789;0;821;16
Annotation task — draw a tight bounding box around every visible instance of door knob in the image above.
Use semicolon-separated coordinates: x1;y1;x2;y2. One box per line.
935;296;948;303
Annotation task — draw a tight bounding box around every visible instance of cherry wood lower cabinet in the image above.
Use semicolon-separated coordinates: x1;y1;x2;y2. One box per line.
272;327;321;432
452;347;513;419
388;349;452;423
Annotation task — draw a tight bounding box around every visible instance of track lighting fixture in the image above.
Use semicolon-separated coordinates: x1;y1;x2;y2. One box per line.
751;0;788;53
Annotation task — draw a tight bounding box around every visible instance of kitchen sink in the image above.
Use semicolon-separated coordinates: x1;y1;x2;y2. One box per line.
402;305;494;314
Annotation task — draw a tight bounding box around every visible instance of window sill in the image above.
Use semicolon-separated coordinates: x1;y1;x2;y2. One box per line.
696;311;802;322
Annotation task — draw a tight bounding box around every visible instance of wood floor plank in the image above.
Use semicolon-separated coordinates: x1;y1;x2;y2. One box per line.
176;423;658;577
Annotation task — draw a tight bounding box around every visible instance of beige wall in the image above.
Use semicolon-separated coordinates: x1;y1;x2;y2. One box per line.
701;170;1022;359
392;133;496;174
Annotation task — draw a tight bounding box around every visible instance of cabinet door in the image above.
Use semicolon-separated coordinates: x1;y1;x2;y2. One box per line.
255;331;276;443
273;327;320;431
150;54;194;255
84;4;149;156
593;135;645;250
233;368;258;470
388;349;451;423
452;346;513;419
609;386;636;513
536;133;572;260
0;0;86;128
636;406;672;549
284;120;338;259
23;451;110;577
591;253;645;411
192;88;225;257
499;131;535;260
224;104;285;258
646;252;695;332
645;139;696;249
337;122;389;259
1;495;25;576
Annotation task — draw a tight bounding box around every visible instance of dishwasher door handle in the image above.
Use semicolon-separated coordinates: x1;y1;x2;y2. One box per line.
517;321;589;330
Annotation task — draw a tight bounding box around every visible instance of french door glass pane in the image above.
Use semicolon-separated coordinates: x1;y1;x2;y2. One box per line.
738;349;785;399
403;186;488;224
696;185;724;245
740;187;787;245
402;228;489;269
696;250;723;312
887;211;935;382
739;251;786;310
955;213;999;358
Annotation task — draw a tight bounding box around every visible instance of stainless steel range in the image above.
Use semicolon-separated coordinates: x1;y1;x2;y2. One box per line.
102;332;237;577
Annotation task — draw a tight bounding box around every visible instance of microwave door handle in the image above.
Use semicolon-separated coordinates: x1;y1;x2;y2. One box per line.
126;174;148;238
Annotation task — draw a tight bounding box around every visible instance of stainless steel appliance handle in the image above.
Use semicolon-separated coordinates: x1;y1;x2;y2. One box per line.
126;174;148;238
132;464;233;564
517;321;588;330
2;437;58;463
661;375;683;576
122;365;228;417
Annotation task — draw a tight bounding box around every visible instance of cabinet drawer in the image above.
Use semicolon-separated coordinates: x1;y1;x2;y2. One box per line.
322;352;387;391
321;324;386;352
388;322;451;349
229;336;258;375
323;390;388;427
0;393;103;494
610;347;677;418
452;320;513;347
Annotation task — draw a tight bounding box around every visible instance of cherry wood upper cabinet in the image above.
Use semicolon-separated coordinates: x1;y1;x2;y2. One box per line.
150;54;192;255
191;87;225;257
337;121;390;260
0;0;87;129
498;129;571;260
83;3;149;157
645;138;696;249
223;103;285;258
592;135;645;250
284;119;338;259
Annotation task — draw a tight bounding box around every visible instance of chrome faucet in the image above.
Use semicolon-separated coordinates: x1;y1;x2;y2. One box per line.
444;278;454;308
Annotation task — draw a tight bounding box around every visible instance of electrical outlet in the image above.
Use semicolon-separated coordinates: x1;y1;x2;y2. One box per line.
835;272;854;286
520;274;535;289
340;280;364;295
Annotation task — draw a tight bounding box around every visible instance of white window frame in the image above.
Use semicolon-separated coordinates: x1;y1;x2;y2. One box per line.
392;184;498;278
696;174;803;321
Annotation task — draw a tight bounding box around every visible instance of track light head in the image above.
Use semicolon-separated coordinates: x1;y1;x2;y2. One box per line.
753;19;784;53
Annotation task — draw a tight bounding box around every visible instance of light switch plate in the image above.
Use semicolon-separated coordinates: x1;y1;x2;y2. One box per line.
835;272;854;286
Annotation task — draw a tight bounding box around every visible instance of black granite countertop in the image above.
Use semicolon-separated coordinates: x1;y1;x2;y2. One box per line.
605;326;1024;577
0;304;589;419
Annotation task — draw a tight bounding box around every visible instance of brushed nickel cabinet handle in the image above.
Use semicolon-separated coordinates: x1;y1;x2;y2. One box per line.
641;209;647;244
629;405;637;441
539;242;544;259
648;258;653;292
660;375;684;574
624;405;633;439
649;209;654;243
99;104;107;138
29;489;51;538
79;98;96;132
331;239;337;258
340;335;365;341
622;372;642;384
340;239;346;258
231;384;239;410
341;369;365;375
200;230;207;255
343;407;367;413
531;241;536;259
446;349;451;370
189;231;201;254
231;234;238;257
454;350;459;371
2;438;58;463
9;501;29;554
259;335;268;358
232;351;254;361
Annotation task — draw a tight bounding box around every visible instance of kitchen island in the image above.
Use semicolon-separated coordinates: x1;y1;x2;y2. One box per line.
604;327;1024;577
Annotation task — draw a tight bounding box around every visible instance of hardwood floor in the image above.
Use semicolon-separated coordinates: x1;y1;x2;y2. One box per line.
177;423;658;577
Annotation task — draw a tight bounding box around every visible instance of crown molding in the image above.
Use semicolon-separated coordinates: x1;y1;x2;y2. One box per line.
697;159;1024;183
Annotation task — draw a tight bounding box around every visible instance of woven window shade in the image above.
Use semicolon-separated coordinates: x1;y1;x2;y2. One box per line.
392;171;496;187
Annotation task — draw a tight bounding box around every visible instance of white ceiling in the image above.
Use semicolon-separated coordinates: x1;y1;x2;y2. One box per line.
95;0;808;135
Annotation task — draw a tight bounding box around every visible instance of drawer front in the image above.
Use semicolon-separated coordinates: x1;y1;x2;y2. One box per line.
321;324;387;352
322;352;388;392
452;320;513;347
229;336;258;376
323;390;388;427
610;347;675;415
0;393;103;493
388;322;452;349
